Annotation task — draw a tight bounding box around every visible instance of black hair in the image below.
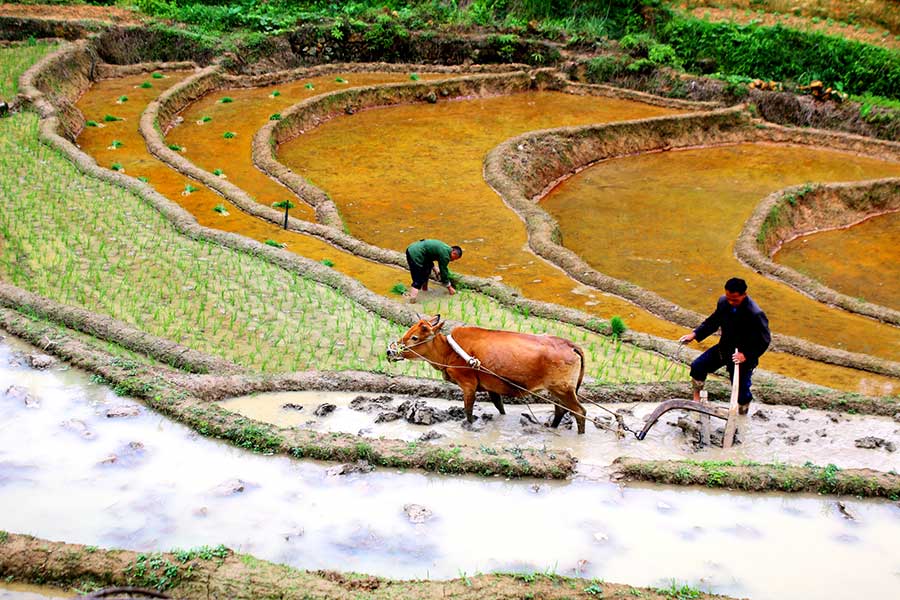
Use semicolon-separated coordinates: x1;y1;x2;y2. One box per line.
451;245;463;257
725;277;748;294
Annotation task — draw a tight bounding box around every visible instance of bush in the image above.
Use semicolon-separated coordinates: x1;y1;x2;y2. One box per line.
658;16;900;100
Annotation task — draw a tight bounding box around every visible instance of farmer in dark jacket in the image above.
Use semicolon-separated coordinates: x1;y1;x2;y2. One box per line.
679;277;770;414
405;239;462;304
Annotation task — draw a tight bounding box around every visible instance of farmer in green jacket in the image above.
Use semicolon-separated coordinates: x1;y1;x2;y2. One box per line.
405;239;463;304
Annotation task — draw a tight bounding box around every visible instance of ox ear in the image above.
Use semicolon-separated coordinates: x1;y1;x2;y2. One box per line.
429;314;442;329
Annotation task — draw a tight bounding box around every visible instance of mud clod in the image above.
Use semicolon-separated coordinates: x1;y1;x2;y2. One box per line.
26;353;55;369
854;436;896;452
403;503;433;524
314;403;336;417
327;460;374;476
752;408;771;421
281;403;303;411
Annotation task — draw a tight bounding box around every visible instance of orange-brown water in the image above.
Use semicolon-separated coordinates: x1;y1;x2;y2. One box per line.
74;72;413;295
775;212;900;311
166;72;445;223
279;95;900;393
541;143;900;362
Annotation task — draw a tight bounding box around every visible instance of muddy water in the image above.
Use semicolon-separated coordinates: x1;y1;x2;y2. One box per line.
276;94;900;393
541;143;900;357
219;391;900;477
3;335;900;600
74;72;411;295
775;212;900;311
166;72;444;223
0;584;71;599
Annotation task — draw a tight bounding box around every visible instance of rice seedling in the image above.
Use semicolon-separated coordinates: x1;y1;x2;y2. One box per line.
139;81;152;89
0;41;58;99
110;162;124;171
168;143;183;152
222;131;236;139
270;90;281;97
212;168;226;177
213;204;229;215
320;259;335;267
409;73;420;81
390;283;407;295
137;176;149;183
272;199;294;229
198;115;212;124
85;120;99;127
151;72;165;79
183;183;198;194
219;96;233;103
269;113;282;120
117;95;128;103
335;77;348;83
304;83;314;90
109;140;123;149
103;114;121;122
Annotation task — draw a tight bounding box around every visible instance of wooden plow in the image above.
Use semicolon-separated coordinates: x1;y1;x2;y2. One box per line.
636;362;742;448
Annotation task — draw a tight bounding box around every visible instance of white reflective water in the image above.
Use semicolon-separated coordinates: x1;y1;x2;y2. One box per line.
219;390;900;476
2;335;900;600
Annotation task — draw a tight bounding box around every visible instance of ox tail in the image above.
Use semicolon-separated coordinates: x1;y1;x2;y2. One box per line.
572;344;585;392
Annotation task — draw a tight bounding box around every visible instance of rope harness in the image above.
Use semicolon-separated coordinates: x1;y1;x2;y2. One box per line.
393;333;648;439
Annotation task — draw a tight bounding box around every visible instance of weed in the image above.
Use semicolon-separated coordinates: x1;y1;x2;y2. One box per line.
0;531;8;544
584;582;603;595
610;315;627;337
657;581;701;599
269;113;282;120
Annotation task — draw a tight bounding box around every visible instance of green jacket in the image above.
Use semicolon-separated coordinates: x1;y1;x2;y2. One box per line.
406;239;453;284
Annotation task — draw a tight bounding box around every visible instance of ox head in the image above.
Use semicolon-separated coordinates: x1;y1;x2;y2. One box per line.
386;314;444;362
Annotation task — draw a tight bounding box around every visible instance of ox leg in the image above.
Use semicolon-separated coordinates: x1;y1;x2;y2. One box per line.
463;389;476;423
551;404;565;428
488;392;505;415
567;391;587;434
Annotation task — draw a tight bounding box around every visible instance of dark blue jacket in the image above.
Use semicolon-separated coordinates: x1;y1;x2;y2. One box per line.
694;295;771;363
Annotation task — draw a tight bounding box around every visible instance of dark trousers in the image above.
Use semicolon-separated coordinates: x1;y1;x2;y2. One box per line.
406;250;432;290
690;345;757;405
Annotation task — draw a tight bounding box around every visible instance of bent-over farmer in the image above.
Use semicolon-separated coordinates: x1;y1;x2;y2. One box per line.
404;239;462;304
679;277;770;415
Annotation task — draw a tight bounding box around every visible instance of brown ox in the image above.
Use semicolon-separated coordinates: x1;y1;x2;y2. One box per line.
386;315;588;433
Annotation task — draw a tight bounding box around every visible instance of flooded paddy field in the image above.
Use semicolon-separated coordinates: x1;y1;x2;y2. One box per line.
775;211;900;312
540;142;900;362
3;334;900;600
